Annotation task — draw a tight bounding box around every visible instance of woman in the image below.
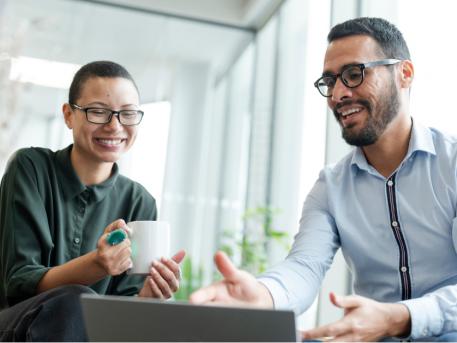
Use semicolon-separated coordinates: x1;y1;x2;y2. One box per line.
0;61;184;341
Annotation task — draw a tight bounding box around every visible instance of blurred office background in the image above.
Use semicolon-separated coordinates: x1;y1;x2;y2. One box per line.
1;0;456;329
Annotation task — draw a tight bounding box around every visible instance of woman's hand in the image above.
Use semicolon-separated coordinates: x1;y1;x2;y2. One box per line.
139;250;186;299
95;219;133;276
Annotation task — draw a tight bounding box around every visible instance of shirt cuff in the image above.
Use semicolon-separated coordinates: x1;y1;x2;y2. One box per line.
257;277;289;310
7;267;50;305
400;296;444;339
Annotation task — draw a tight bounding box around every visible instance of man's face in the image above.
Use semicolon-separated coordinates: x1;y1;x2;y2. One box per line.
323;35;400;146
65;76;140;164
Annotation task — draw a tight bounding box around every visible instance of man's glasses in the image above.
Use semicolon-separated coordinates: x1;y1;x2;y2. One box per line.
314;59;401;97
70;104;144;126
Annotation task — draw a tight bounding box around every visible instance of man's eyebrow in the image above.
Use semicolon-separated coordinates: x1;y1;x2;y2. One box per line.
322;62;363;77
322;71;336;77
342;62;363;69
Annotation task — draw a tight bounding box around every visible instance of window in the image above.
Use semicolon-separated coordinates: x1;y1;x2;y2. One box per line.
398;0;457;133
120;101;171;212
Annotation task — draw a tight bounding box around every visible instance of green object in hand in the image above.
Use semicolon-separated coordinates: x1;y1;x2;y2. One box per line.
106;228;127;245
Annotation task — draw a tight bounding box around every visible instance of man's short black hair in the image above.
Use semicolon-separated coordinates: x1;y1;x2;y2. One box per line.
327;17;411;60
69;61;139;104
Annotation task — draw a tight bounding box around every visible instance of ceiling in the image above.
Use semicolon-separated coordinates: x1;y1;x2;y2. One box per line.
80;0;284;30
0;0;284;115
0;0;283;123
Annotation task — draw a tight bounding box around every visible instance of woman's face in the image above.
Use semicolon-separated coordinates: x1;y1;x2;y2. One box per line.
64;76;140;165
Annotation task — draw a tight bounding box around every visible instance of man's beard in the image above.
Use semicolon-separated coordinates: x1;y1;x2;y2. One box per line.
334;81;400;147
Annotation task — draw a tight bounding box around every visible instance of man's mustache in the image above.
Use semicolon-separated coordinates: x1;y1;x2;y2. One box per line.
334;99;372;118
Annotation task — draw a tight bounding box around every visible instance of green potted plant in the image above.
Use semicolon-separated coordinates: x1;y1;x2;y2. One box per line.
174;206;290;300
220;206;290;274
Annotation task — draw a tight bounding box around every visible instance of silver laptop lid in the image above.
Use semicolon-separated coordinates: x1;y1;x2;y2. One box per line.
81;294;298;342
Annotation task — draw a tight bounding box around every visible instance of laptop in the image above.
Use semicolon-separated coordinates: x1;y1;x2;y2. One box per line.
80;294;298;342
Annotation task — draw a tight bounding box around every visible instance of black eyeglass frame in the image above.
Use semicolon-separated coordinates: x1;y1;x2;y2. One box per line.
313;59;402;98
70;103;144;126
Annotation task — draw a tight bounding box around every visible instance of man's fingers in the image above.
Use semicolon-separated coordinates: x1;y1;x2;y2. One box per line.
329;334;353;342
214;251;239;281
189;283;220;304
329;292;360;309
301;321;347;340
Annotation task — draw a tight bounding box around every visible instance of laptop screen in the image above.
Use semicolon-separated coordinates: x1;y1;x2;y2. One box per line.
81;294;298;342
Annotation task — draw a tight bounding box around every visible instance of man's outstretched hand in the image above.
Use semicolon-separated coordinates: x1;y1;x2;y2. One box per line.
189;251;273;308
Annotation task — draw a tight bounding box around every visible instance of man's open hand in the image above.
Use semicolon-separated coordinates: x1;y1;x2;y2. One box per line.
301;292;411;342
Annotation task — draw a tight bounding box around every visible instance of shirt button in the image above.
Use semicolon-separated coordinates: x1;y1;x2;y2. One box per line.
387;180;394;186
400;266;408;272
392;221;398;227
74;237;80;244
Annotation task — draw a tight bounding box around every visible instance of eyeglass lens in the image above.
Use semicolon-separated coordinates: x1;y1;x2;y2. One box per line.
86;109;142;125
317;65;364;97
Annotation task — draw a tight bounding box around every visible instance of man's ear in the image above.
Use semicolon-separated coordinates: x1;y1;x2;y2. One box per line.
62;103;73;129
399;60;414;88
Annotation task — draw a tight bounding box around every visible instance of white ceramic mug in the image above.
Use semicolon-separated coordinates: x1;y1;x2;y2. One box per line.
127;220;170;275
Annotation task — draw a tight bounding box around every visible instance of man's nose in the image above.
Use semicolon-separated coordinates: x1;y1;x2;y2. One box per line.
331;77;353;102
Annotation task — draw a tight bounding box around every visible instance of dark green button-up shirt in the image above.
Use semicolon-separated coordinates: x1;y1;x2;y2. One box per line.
0;145;157;309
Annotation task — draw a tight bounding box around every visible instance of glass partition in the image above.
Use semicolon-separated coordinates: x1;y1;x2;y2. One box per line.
1;1;333;329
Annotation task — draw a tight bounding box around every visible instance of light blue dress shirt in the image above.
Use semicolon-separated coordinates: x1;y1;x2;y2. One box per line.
259;121;457;339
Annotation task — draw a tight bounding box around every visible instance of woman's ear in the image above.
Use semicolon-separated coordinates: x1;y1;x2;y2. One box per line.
399;60;414;88
62;103;73;129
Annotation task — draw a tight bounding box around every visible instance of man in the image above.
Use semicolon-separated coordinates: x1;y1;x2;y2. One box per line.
190;17;457;341
0;61;184;341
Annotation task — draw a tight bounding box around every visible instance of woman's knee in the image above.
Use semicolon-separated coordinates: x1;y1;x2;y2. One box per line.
44;284;96;298
25;285;95;341
41;285;96;314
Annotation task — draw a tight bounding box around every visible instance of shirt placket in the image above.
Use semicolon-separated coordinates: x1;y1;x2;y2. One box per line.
72;190;89;257
386;173;412;300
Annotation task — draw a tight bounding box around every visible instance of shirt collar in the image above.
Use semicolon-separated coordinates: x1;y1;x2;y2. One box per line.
56;144;120;202
88;164;119;202
350;119;436;172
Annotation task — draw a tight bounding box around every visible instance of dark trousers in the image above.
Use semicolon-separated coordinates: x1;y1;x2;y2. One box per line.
0;284;96;341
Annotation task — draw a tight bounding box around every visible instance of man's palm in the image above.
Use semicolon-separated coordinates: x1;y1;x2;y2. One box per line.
189;252;267;307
